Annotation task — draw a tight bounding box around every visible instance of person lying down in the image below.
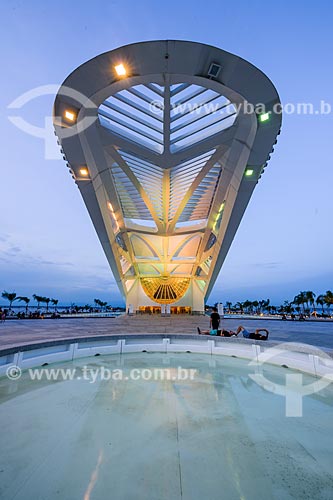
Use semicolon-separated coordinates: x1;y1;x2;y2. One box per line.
197;325;269;340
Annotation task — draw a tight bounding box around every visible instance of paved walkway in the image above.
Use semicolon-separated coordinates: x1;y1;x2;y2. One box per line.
0;315;333;351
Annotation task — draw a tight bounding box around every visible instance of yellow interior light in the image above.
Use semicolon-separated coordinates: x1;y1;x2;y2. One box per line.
114;63;127;76
107;201;119;231
64;110;75;121
79;168;89;176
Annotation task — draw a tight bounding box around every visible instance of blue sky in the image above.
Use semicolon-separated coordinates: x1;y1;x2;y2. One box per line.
0;0;332;306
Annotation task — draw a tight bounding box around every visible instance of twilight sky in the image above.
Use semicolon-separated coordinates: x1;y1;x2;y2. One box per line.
0;0;332;306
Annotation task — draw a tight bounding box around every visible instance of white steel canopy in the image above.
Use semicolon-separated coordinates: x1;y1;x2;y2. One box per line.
53;40;282;312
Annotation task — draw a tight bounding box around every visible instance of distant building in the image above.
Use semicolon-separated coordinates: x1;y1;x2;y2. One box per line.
54;41;281;314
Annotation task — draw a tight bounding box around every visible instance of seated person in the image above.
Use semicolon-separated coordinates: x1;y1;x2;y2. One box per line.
235;325;269;340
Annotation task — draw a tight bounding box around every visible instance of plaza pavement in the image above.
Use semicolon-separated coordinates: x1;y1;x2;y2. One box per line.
0;315;333;351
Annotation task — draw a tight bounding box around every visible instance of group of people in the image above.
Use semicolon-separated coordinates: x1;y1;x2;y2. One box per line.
197;307;269;340
0;309;62;321
17;311;45;319
281;313;305;321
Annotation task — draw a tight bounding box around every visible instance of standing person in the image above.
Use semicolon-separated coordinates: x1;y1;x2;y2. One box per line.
1;309;6;323
210;307;220;331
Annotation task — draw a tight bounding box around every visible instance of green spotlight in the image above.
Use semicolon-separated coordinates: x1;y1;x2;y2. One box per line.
259;112;270;123
245;169;254;177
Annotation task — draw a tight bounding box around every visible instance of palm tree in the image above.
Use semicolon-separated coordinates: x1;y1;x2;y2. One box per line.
293;292;307;313
235;302;244;314
261;299;270;314
292;294;300;311
305;291;316;313
225;301;232;313
33;294;45;309
284;302;294;314
301;291;308;312
17;296;30;313
278;300;290;314
94;299;103;310
316;295;325;315
1;291;18;310
324;291;333;315
243;300;251;313
51;299;58;311
252;300;259;314
44;297;51;312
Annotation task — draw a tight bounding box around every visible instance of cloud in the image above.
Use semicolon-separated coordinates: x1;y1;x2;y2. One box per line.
0;262;123;306
0;234;118;304
4;245;22;255
253;262;281;269
0;235;75;268
0;234;120;304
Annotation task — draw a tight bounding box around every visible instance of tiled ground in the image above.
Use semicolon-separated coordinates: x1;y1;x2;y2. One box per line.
0;315;332;351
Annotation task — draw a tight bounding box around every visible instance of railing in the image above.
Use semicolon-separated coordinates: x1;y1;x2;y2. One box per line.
1;335;332;380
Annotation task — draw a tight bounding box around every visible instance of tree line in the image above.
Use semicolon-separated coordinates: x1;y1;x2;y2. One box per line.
220;290;333;315
1;292;112;313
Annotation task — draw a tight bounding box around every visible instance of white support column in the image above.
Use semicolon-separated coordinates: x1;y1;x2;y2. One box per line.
191;282;205;314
